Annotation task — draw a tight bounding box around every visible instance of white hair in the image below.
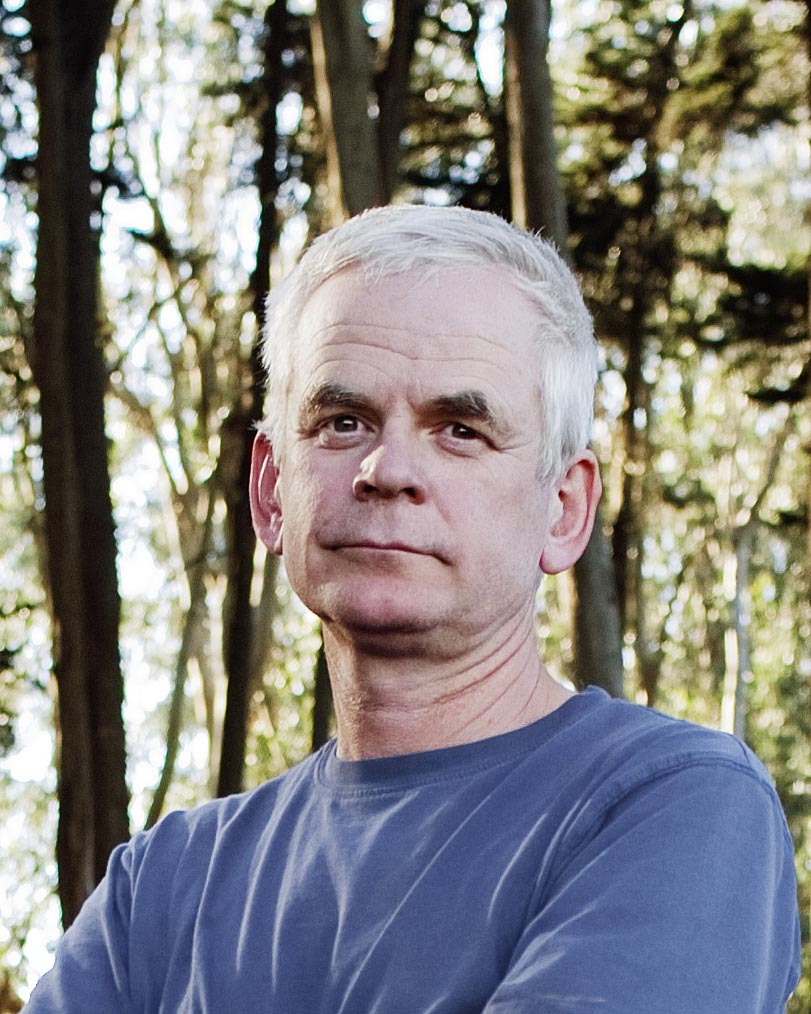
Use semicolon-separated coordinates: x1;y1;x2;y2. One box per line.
259;204;597;481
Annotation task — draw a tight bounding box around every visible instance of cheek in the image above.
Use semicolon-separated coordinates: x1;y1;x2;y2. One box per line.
485;486;549;564
282;479;319;538
281;458;346;540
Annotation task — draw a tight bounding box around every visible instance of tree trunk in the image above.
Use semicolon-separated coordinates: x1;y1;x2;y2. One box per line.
147;496;215;827
571;511;625;697
610;311;646;635
28;0;129;927
311;634;332;751
804;0;811;566
503;0;567;248
312;0;384;219
376;0;424;202
504;0;624;697
719;416;790;739
217;0;287;798
720;522;753;740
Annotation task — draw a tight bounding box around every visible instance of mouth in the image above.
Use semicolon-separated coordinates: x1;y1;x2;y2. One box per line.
335;542;431;556
323;535;451;565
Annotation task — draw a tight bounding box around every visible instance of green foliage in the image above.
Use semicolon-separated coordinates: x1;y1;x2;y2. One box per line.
400;0;508;210
556;3;810;1000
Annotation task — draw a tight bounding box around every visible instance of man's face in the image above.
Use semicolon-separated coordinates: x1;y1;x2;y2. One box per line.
269;265;561;657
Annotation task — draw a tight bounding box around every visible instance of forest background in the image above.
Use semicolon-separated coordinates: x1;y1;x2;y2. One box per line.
0;0;809;1007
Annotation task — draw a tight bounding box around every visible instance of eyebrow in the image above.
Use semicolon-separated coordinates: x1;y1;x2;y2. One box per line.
297;382;509;437
426;391;509;437
297;382;372;428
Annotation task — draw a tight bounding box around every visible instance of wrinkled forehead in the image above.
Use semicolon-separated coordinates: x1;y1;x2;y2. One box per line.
284;265;545;431
293;263;544;363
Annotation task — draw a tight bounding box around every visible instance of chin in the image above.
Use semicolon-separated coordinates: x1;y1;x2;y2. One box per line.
309;582;444;638
332;602;439;637
331;617;467;661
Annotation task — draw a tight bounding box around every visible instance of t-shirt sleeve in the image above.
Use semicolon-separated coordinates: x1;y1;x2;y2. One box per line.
23;839;136;1013
483;756;801;1013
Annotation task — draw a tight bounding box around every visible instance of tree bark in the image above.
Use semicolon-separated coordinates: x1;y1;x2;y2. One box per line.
720;416;791;739
312;0;384;219
28;0;129;926
504;0;568;248
720;522;753;740
570;513;625;697
601;8;683;694
504;0;624;697
803;1;811;566
217;0;287;799
147;495;215;827
376;0;424;202
311;634;332;751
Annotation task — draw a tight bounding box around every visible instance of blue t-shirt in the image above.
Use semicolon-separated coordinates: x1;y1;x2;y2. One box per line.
26;687;800;1012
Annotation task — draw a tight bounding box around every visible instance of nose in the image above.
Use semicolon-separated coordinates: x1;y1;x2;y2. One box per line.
352;437;427;504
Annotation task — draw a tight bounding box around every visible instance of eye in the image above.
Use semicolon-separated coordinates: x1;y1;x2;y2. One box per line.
447;422;480;441
316;414;367;447
330;415;360;433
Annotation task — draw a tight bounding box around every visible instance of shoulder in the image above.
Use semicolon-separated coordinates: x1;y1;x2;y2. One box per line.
99;750;327;985
125;747;324;881
490;692;801;1011
539;691;797;919
568;686;774;785
552;688;792;853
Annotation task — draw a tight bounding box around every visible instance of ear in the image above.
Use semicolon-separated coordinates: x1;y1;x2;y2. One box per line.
540;450;602;575
249;432;284;556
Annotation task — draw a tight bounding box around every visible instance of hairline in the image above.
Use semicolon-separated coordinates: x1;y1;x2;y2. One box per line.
260;208;597;480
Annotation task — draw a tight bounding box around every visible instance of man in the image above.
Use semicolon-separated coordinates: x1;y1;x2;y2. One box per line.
26;206;800;1011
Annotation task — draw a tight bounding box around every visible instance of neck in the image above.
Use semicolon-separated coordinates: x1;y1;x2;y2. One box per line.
322;612;572;760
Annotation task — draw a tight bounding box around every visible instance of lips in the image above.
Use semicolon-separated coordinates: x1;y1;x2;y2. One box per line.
336;542;430;556
324;539;450;564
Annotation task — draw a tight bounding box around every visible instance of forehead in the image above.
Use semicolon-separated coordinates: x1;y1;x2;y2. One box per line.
292;266;541;402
